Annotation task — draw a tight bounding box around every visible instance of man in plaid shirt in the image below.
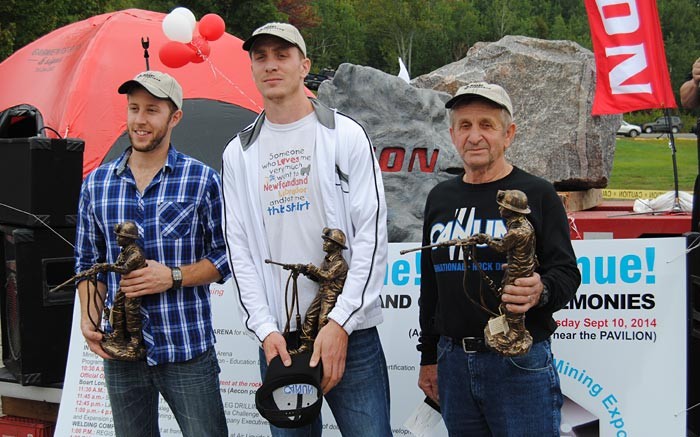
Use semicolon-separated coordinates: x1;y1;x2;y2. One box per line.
74;71;230;437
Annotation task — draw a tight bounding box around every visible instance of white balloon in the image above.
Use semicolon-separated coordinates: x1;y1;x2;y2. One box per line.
171;7;196;33
162;12;193;43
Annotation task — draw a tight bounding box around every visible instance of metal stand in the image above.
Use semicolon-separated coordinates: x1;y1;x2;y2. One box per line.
663;108;682;212
141;37;150;71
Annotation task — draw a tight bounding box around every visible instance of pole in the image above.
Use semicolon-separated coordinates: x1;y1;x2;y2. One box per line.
693;115;699;231
663;108;682;212
142;37;150;71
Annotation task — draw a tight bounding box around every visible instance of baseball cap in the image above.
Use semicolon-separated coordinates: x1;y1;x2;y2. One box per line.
445;82;513;116
118;71;183;110
255;351;323;428
243;22;307;58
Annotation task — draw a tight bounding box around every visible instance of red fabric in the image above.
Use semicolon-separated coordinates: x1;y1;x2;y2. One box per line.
0;9;266;176
584;0;676;114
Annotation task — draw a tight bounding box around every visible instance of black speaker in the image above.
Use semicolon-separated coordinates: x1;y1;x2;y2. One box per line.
0;224;76;386
0;136;84;227
688;232;700;435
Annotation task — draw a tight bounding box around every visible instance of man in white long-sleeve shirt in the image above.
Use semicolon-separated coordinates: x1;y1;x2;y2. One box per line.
221;22;391;436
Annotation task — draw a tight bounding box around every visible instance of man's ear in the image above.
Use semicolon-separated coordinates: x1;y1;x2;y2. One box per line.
170;108;183;128
504;122;516;150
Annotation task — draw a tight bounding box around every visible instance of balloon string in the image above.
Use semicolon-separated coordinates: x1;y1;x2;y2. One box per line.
205;59;263;112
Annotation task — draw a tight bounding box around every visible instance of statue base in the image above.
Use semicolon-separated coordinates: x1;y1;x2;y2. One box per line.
484;317;533;357
102;334;146;361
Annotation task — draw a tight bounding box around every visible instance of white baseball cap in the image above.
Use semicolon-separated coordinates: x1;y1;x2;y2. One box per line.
118;71;183;110
243;22;307;57
445;81;513;116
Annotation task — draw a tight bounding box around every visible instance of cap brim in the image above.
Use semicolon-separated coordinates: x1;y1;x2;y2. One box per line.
444;94;511;115
117;80;170;100
445;94;485;109
241;35;258;52
242;33;304;57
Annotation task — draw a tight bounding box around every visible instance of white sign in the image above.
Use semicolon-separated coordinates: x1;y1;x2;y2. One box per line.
56;238;687;436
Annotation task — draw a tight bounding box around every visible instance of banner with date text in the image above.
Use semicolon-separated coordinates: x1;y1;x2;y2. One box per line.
56;237;687;436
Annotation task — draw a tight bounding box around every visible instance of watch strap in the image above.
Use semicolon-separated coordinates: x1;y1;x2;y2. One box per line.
171;266;183;290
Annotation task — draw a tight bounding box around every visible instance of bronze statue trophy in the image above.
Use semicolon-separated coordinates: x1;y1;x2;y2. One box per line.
471;190;537;357
265;228;349;355
400;190;537;357
52;221;147;361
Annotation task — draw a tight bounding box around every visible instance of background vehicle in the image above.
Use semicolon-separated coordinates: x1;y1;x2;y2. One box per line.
641;116;682;134
304;68;335;91
617;120;641;137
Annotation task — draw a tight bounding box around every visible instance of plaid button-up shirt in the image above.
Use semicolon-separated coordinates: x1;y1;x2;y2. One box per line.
75;146;230;365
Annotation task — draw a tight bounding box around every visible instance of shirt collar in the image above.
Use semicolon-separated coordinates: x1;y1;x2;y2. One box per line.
114;145;178;176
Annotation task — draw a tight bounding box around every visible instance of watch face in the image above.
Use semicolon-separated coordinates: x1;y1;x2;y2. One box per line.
172;267;182;287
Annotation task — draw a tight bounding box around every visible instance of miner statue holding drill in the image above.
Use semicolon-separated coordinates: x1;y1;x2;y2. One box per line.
54;221;147;361
265;228;349;355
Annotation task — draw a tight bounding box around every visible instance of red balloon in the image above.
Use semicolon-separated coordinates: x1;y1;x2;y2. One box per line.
198;14;225;41
159;41;195;68
189;35;211;63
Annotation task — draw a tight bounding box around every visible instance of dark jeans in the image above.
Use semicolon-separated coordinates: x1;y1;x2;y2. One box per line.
103;346;227;437
437;337;562;437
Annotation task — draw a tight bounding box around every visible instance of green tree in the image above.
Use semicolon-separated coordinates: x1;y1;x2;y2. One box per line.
306;0;367;71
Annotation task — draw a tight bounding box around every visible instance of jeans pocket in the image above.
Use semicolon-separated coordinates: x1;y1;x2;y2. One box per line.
158;202;195;239
436;337;450;362
508;341;552;372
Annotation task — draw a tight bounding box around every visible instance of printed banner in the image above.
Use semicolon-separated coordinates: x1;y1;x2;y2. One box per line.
56;238;687;436
584;0;676;114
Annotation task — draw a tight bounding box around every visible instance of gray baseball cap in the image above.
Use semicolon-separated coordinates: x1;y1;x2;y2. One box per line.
243;22;307;57
445;82;513;116
118;71;183;110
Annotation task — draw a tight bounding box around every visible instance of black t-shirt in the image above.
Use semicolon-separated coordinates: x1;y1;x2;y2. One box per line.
418;167;581;364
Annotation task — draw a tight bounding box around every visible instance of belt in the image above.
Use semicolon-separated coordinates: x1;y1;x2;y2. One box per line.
449;336;489;353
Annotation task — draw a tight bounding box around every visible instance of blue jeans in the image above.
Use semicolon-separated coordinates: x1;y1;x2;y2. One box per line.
259;327;392;437
103;346;227;437
437;337;562;437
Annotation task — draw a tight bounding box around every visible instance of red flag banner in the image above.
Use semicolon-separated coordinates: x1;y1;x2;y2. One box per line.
584;0;677;115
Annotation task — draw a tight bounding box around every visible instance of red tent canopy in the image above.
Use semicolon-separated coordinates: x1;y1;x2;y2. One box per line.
0;9;264;176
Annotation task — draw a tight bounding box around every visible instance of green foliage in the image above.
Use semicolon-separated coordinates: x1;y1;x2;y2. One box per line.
306;0;366;71
1;0;699;117
609;137;698;191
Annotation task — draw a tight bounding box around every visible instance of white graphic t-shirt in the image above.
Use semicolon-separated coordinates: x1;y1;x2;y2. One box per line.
259;112;326;331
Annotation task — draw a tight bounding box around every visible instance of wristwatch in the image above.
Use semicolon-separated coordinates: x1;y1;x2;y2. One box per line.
171;267;183;290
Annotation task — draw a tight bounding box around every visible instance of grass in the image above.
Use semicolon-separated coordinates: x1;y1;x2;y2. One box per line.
609;137;698;192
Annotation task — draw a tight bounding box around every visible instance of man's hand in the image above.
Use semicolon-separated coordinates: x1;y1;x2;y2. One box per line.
692;57;700;85
418;365;439;404
80;317;110;359
501;271;543;313
121;260;171;298
309;320;348;394
262;332;291;366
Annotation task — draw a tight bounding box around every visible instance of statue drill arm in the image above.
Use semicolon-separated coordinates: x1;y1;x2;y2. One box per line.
304;261;347;282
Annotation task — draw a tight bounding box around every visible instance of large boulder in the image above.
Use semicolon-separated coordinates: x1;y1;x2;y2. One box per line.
317;36;620;242
318;64;456;243
412;35;620;190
